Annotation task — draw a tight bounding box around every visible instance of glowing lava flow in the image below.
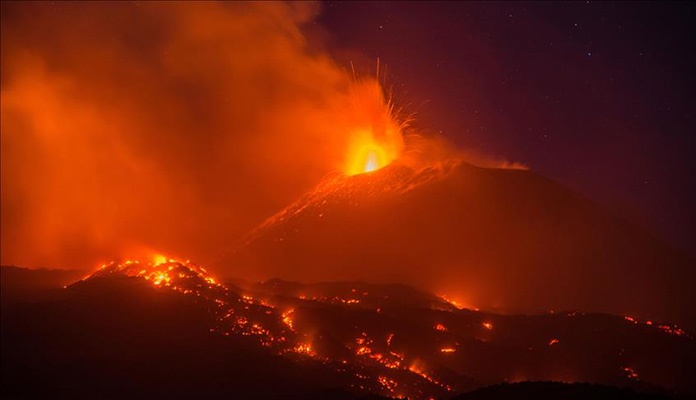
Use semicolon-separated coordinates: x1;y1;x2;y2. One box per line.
74;258;693;399
624;315;690;338
78;258;453;398
85;256;217;290
80;257;288;350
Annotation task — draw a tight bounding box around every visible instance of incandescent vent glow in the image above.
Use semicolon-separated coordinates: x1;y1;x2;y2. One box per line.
345;130;401;175
364;151;380;172
343;81;406;175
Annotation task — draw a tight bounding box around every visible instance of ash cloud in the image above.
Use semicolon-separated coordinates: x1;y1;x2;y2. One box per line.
0;1;394;268
0;1;523;270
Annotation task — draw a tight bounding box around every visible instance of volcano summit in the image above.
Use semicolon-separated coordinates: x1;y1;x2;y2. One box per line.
221;158;696;331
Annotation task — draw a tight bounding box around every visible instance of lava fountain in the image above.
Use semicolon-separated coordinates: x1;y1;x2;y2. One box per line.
343;81;406;175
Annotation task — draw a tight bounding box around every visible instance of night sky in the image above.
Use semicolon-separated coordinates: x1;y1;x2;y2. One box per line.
318;1;696;255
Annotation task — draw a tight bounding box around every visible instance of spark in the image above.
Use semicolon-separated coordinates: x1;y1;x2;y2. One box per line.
386;333;394;345
622;366;639;380
294;343;315;356
377;376;398;392
282;309;295;331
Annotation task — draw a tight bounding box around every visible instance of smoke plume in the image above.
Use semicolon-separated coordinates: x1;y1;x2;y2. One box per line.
0;1;398;268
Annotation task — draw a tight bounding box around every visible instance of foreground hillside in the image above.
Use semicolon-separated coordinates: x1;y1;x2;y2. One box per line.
2;264;692;399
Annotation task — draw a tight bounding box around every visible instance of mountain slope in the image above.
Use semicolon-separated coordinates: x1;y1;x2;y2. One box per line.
1;266;389;400
3;265;693;398
219;159;696;330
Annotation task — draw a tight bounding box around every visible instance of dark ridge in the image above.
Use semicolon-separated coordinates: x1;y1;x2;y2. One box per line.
452;381;674;400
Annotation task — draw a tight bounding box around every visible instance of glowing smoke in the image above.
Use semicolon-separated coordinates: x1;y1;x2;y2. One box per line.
0;2;403;268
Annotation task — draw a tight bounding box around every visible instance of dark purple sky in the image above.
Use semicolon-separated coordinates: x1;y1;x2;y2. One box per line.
318;1;696;255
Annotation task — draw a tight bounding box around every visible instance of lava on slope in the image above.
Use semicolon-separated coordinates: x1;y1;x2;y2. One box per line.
219;157;696;332
76;259;458;398
73;259;695;399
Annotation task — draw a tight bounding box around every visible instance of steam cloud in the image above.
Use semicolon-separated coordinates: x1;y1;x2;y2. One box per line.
1;1;398;268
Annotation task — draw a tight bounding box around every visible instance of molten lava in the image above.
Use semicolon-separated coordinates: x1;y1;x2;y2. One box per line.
72;258;694;399
345;132;396;175
343;81;405;175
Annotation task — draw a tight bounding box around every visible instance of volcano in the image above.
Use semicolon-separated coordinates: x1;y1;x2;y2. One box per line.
219;158;696;331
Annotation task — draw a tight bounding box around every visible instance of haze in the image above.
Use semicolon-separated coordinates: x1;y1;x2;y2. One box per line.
1;1;407;268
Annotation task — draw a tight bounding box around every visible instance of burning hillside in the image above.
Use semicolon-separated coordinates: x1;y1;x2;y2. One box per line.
14;258;680;399
72;259;461;398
